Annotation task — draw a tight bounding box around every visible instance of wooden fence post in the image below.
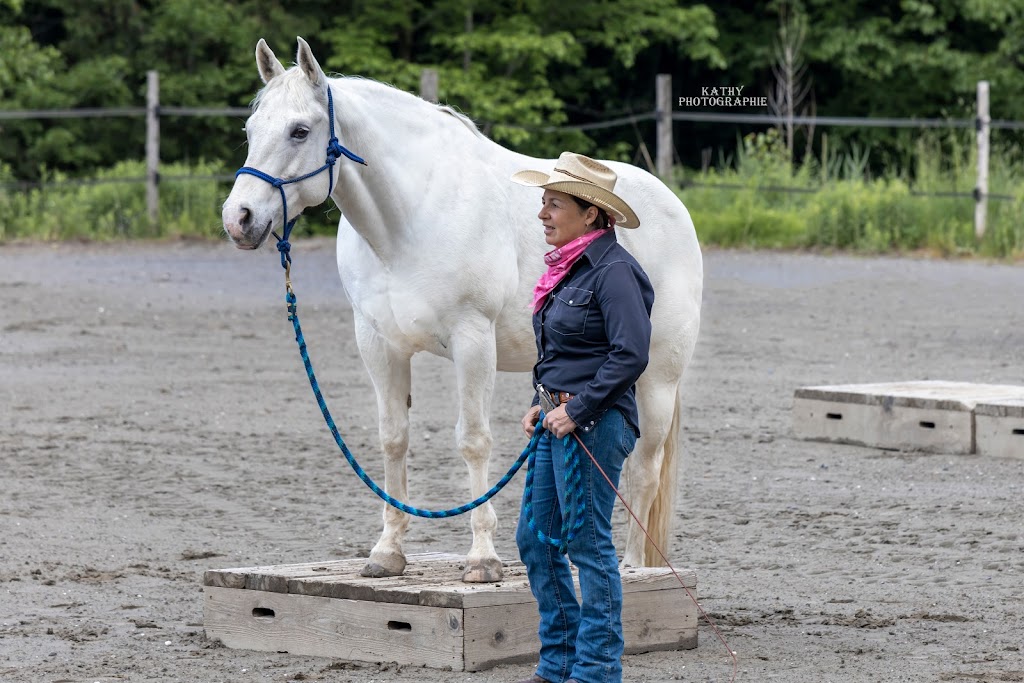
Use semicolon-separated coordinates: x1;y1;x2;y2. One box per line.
420;69;439;103
656;74;673;185
146;70;160;232
974;80;990;241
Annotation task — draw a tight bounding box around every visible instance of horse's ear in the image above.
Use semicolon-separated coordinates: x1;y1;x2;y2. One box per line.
256;39;285;84
296;36;326;90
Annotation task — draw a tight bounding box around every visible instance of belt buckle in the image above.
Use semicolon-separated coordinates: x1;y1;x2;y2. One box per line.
536;383;557;413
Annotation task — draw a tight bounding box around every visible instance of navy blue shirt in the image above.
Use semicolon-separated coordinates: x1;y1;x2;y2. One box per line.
532;229;654;437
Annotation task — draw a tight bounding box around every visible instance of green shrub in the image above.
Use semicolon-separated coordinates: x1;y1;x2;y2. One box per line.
2;135;1022;260
679;131;1024;259
0;160;232;241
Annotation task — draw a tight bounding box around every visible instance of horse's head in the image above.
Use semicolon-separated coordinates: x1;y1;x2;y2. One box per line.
222;37;336;249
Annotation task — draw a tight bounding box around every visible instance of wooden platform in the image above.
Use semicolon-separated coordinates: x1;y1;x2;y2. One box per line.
203;552;697;672
793;381;1024;455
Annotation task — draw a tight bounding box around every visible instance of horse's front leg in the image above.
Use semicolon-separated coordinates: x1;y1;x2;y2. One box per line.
451;320;503;583
354;315;413;578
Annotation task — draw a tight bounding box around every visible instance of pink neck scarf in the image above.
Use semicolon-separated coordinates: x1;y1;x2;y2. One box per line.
531;228;610;313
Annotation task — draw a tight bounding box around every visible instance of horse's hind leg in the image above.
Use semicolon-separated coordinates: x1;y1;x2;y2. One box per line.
451;320;503;583
355;315;413;578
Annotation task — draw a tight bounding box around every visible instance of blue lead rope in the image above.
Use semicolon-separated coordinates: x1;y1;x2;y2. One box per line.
522;429;586;554
287;280;530;517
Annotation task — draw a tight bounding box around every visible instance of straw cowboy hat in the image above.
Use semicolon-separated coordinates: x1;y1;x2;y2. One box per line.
511;152;640;229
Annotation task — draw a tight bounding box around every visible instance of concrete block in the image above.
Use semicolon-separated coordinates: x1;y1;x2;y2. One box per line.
975;399;1024;459
793;381;1024;454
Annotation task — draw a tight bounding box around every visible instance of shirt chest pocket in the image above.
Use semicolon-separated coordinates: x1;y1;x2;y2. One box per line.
548;287;594;337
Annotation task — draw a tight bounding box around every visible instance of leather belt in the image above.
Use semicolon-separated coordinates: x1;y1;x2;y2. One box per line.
554;391;575;406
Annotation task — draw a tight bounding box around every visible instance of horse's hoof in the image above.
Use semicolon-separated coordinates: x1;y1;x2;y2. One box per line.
621;552;643;569
360;554;406;578
462;558;503;583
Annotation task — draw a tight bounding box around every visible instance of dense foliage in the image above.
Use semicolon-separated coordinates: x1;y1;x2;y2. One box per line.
682;129;1024;257
5;0;1024;173
1;0;1022;254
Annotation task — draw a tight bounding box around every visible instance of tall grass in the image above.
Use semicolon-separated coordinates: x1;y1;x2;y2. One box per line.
2;133;1022;258
680;128;1024;258
0;160;232;241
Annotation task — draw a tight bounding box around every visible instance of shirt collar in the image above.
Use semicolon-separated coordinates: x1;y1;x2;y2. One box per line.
578;228;618;266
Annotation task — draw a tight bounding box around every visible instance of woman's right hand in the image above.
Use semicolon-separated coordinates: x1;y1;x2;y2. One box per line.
522;405;542;437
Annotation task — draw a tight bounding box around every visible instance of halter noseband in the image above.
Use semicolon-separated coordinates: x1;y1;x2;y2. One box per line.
235;86;367;268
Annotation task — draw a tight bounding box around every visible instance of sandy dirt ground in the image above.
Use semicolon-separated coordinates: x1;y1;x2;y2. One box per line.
1;237;1023;683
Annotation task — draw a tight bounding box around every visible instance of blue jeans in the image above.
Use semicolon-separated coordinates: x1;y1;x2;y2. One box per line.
516;408;637;683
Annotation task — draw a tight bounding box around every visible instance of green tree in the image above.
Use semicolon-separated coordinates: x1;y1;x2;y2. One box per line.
1;1;143;176
674;1;1024;173
0;0;325;177
318;0;723;159
11;0;1022;185
0;1;70;178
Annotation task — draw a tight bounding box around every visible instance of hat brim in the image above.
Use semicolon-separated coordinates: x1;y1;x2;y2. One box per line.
511;170;640;229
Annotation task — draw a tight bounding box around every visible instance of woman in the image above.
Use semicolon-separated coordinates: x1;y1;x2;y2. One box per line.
512;152;654;683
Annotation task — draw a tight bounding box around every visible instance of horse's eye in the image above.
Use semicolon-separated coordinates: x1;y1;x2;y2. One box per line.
291;127;309;141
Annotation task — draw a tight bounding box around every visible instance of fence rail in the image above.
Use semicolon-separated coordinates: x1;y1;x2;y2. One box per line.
1;72;1018;237
0;107;147;120
8;106;1021;130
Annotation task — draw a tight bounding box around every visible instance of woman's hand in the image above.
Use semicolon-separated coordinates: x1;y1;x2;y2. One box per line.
522;405;542;437
542;404;577;439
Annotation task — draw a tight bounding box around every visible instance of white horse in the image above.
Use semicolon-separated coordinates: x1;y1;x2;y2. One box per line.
222;37;702;583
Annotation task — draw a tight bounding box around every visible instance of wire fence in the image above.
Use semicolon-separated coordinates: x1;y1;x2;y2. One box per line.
9;104;1018;128
672;111;1024;130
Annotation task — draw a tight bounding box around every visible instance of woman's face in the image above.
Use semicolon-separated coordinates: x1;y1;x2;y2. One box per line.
538;189;598;248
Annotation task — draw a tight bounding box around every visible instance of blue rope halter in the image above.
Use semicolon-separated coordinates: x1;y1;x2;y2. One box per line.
237;84;586;553
235;86;367;268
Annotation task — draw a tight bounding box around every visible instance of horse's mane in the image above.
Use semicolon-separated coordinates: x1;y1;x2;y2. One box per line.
335;75;488;141
437;105;488;140
251;70;488;142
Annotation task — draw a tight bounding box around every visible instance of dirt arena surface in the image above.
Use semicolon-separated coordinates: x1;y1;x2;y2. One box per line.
2;237;1022;683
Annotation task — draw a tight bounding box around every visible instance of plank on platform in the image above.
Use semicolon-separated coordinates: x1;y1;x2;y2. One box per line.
204;586;465;668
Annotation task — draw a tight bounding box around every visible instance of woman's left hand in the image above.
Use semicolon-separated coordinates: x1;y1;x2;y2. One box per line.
541;404;577;439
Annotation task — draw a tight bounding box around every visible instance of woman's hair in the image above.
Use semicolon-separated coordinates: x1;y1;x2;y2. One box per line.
569;195;610;230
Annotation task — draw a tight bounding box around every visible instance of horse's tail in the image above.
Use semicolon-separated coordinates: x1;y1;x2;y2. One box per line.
644;384;683;566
